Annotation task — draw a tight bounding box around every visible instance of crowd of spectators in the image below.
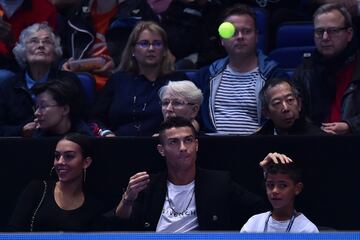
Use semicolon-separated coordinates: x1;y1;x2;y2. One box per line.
1;0;359;137
1;0;360;234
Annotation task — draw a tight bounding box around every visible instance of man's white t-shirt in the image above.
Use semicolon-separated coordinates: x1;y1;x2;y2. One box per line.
156;181;198;232
240;211;319;233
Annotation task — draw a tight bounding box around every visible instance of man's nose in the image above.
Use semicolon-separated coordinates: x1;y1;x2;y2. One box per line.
281;101;289;112
322;31;330;40
179;141;187;151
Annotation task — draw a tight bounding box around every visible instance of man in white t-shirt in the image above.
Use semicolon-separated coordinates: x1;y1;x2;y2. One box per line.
114;116;269;232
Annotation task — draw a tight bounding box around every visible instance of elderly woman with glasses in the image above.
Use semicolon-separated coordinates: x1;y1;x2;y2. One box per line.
159;80;203;132
91;21;187;137
0;22;83;137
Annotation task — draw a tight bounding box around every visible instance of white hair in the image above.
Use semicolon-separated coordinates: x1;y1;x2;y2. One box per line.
12;22;62;68
158;80;203;105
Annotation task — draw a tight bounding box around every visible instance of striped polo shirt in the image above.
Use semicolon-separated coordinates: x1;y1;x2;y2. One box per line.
214;65;261;135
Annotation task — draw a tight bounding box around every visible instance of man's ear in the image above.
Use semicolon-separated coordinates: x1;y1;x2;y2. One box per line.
297;97;302;112
295;182;303;195
157;144;165;156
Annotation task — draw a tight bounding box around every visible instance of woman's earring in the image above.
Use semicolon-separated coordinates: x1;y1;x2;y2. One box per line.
83;168;87;183
49;166;55;177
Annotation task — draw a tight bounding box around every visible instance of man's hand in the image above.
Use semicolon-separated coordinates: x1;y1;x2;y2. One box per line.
116;171;150;218
321;122;350;134
122;171;150;202
0;19;11;41
259;152;293;171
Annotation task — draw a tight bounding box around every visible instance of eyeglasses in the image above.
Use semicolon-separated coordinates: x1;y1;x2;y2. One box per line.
35;103;59;112
314;27;348;38
161;99;194;108
26;37;54;47
135;40;163;49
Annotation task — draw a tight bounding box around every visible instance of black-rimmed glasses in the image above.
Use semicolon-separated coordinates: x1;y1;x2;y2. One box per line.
314;27;349;38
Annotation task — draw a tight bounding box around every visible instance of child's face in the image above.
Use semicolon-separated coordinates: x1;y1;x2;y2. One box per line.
265;173;303;211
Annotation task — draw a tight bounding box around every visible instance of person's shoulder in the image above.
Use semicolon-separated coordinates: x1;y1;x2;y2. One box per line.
295;213;319;233
240;211;270;232
22;180;49;194
247;211;269;221
196;168;231;182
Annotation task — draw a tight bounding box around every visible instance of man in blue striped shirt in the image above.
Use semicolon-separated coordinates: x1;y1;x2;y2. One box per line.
192;4;287;135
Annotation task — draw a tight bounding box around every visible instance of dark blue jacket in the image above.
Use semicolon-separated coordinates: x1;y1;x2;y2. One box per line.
0;70;81;136
92;71;187;136
191;50;287;133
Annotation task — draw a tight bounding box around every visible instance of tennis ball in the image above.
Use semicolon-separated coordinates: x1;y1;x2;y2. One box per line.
218;22;235;39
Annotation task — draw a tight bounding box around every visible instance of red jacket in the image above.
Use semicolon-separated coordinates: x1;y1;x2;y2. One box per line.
0;0;56;56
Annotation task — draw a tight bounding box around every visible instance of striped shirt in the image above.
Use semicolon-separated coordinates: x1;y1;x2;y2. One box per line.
214;66;261;135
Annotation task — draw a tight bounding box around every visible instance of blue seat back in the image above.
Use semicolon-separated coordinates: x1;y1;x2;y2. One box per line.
269;46;315;69
76;72;96;107
276;22;314;48
254;8;268;52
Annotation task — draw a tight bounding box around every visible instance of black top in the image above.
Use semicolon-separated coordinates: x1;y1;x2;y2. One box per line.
9;180;103;231
254;118;327;135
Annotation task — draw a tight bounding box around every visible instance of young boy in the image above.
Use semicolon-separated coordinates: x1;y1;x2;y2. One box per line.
240;163;319;233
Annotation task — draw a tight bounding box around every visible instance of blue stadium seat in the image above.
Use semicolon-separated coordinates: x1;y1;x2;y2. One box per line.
269;46;315;69
254;8;268;52
276;22;314;48
76;72;96;107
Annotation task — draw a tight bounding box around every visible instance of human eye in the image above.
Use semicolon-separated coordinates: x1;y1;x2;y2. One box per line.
43;38;54;46
153;40;163;48
315;28;325;37
167;139;178;145
265;182;274;189
137;40;149;48
63;152;76;161
271;100;281;107
172;100;184;107
286;96;296;104
54;151;61;161
278;183;288;189
242;28;252;35
162;100;170;107
28;38;39;45
184;136;195;144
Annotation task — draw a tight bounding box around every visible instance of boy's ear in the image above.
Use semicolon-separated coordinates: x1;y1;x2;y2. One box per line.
295;182;303;195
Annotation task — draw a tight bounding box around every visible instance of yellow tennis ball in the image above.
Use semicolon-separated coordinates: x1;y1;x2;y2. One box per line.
218;22;235;39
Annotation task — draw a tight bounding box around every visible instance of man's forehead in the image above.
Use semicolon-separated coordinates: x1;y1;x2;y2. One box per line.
163;127;194;138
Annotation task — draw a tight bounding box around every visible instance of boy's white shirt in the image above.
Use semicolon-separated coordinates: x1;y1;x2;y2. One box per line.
240;211;319;233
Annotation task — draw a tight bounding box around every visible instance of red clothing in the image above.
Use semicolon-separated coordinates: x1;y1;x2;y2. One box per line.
0;0;57;56
327;61;356;123
90;2;118;90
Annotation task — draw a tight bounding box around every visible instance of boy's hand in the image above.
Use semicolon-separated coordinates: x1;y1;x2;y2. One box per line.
260;152;293;171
